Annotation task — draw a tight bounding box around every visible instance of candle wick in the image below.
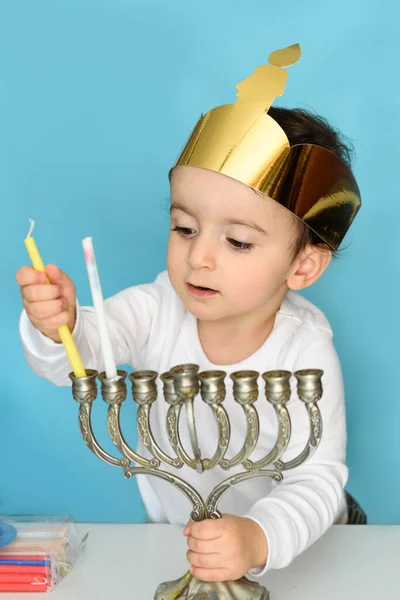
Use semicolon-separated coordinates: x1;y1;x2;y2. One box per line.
27;218;35;239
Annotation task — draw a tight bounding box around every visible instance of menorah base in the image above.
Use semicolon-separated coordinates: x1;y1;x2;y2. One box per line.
155;570;269;600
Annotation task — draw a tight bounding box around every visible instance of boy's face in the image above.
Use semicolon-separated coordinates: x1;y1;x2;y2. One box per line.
167;166;299;324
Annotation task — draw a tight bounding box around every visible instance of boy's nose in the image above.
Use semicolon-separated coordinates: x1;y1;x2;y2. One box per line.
187;237;216;271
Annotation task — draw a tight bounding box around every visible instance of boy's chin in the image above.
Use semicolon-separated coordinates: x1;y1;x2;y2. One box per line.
180;298;223;321
183;303;217;320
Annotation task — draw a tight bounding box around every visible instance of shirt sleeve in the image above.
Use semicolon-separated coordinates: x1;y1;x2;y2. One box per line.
19;283;160;386
244;328;348;575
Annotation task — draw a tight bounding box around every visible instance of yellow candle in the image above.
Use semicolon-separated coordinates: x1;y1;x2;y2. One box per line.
24;220;87;378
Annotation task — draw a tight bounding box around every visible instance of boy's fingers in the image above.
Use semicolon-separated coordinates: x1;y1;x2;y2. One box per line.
45;264;76;304
189;519;223;540
16;264;75;342
24;298;67;321
16;266;46;286
31;310;71;336
22;284;60;303
186;550;220;569
45;264;69;286
187;536;218;554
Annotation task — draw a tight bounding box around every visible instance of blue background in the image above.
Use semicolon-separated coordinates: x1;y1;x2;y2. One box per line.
0;0;398;523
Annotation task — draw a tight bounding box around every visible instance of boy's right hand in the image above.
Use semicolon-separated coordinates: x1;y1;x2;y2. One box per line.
16;264;77;343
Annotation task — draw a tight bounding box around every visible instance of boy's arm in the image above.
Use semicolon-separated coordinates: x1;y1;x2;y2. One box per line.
19;285;156;386
244;330;348;575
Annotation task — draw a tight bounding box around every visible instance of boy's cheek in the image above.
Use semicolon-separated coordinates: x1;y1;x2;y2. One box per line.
167;242;185;272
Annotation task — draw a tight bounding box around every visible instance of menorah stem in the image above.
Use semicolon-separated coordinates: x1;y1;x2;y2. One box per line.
278;402;322;471
169;364;203;472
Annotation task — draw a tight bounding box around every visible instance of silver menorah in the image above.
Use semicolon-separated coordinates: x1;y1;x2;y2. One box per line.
69;364;324;600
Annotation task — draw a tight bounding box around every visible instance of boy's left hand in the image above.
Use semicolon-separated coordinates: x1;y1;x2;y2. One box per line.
184;514;268;582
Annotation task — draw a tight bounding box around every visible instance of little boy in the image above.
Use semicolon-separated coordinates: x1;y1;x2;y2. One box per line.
17;44;361;583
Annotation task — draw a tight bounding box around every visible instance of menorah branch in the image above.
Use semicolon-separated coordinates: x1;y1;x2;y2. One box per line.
220;403;259;469
137;403;183;468
71;371;129;469
107;403;160;468
245;403;291;470
202;403;230;471
165;403;196;468
278;401;323;471
205;469;284;519
124;466;207;522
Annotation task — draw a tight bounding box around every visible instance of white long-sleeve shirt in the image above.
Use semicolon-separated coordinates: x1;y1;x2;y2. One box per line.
19;270;348;575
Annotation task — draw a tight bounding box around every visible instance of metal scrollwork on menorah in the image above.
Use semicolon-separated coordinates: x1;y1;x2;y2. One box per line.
69;364;324;600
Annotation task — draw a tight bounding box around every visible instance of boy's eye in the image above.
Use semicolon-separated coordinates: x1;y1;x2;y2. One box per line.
227;237;254;251
171;226;196;237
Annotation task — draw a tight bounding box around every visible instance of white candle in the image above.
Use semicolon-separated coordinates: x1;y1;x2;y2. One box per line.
82;237;117;380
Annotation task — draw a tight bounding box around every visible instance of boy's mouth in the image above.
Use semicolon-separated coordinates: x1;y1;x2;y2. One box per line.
186;282;219;298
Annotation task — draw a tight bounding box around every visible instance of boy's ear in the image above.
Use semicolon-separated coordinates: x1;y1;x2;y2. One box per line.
287;245;332;291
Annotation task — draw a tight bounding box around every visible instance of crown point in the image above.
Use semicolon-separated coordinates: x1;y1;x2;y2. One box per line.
268;43;301;68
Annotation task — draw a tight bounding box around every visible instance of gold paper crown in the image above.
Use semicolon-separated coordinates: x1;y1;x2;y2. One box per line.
174;44;361;250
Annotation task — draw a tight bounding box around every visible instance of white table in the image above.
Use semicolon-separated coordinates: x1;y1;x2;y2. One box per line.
11;524;398;599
